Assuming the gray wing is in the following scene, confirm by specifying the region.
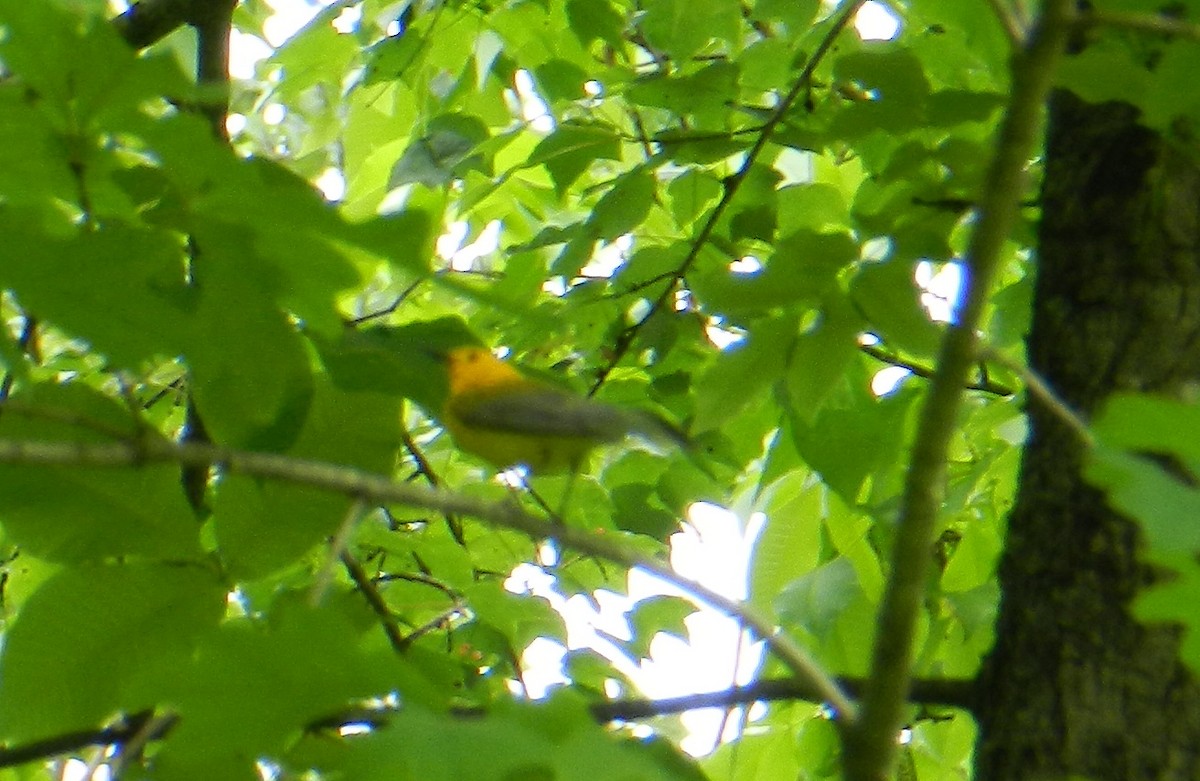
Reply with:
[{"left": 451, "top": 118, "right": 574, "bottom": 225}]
[{"left": 452, "top": 388, "right": 630, "bottom": 442}]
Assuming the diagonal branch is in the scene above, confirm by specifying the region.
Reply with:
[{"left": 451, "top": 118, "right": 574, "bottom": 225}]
[
  {"left": 590, "top": 0, "right": 868, "bottom": 394},
  {"left": 339, "top": 550, "right": 409, "bottom": 654},
  {"left": 841, "top": 1, "right": 1076, "bottom": 778},
  {"left": 0, "top": 432, "right": 855, "bottom": 721}
]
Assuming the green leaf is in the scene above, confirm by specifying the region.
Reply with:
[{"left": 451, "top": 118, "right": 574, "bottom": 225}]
[
  {"left": 987, "top": 276, "right": 1033, "bottom": 348},
  {"left": 640, "top": 0, "right": 740, "bottom": 61},
  {"left": 0, "top": 1, "right": 188, "bottom": 130},
  {"left": 529, "top": 122, "right": 622, "bottom": 198},
  {"left": 625, "top": 595, "right": 695, "bottom": 658},
  {"left": 291, "top": 693, "right": 695, "bottom": 781},
  {"left": 777, "top": 184, "right": 852, "bottom": 235},
  {"left": 1085, "top": 447, "right": 1200, "bottom": 556},
  {"left": 552, "top": 167, "right": 657, "bottom": 276},
  {"left": 465, "top": 581, "right": 567, "bottom": 650},
  {"left": 535, "top": 59, "right": 591, "bottom": 103},
  {"left": 667, "top": 170, "right": 723, "bottom": 229},
  {"left": 0, "top": 87, "right": 78, "bottom": 213},
  {"left": 151, "top": 599, "right": 430, "bottom": 779},
  {"left": 212, "top": 377, "right": 401, "bottom": 579},
  {"left": 785, "top": 294, "right": 864, "bottom": 422},
  {"left": 1055, "top": 39, "right": 1151, "bottom": 111},
  {"left": 850, "top": 259, "right": 945, "bottom": 357},
  {"left": 0, "top": 219, "right": 189, "bottom": 368},
  {"left": 566, "top": 0, "right": 626, "bottom": 49},
  {"left": 0, "top": 383, "right": 201, "bottom": 562},
  {"left": 831, "top": 48, "right": 931, "bottom": 137},
  {"left": 0, "top": 563, "right": 225, "bottom": 742},
  {"left": 750, "top": 474, "right": 824, "bottom": 614},
  {"left": 692, "top": 231, "right": 857, "bottom": 315},
  {"left": 590, "top": 166, "right": 657, "bottom": 240},
  {"left": 269, "top": 3, "right": 359, "bottom": 100},
  {"left": 391, "top": 114, "right": 492, "bottom": 188},
  {"left": 776, "top": 556, "right": 862, "bottom": 637},
  {"left": 617, "top": 243, "right": 690, "bottom": 290},
  {"left": 752, "top": 0, "right": 820, "bottom": 27},
  {"left": 790, "top": 378, "right": 915, "bottom": 503},
  {"left": 605, "top": 450, "right": 678, "bottom": 538},
  {"left": 1135, "top": 556, "right": 1200, "bottom": 674},
  {"left": 185, "top": 238, "right": 315, "bottom": 450},
  {"left": 627, "top": 63, "right": 740, "bottom": 124},
  {"left": 1092, "top": 393, "right": 1200, "bottom": 464},
  {"left": 693, "top": 314, "right": 797, "bottom": 434},
  {"left": 313, "top": 318, "right": 478, "bottom": 413},
  {"left": 944, "top": 582, "right": 999, "bottom": 644}
]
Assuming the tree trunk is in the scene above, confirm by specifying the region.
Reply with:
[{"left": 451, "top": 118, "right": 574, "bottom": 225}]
[{"left": 974, "top": 91, "right": 1200, "bottom": 780}]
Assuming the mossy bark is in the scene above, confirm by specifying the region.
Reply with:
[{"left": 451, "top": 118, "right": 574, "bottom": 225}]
[{"left": 974, "top": 90, "right": 1200, "bottom": 780}]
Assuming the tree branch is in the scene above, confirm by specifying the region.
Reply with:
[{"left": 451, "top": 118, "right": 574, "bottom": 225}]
[
  {"left": 981, "top": 347, "right": 1093, "bottom": 445},
  {"left": 593, "top": 676, "right": 975, "bottom": 722},
  {"left": 0, "top": 674, "right": 975, "bottom": 771},
  {"left": 859, "top": 343, "right": 1014, "bottom": 396},
  {"left": 0, "top": 432, "right": 854, "bottom": 720},
  {"left": 842, "top": 1, "right": 1076, "bottom": 778},
  {"left": 0, "top": 710, "right": 171, "bottom": 770},
  {"left": 339, "top": 550, "right": 410, "bottom": 655},
  {"left": 112, "top": 0, "right": 195, "bottom": 50},
  {"left": 191, "top": 0, "right": 237, "bottom": 139}
]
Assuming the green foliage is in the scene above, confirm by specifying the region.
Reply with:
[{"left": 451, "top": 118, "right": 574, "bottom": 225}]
[
  {"left": 0, "top": 0, "right": 1195, "bottom": 778},
  {"left": 1088, "top": 394, "right": 1200, "bottom": 671}
]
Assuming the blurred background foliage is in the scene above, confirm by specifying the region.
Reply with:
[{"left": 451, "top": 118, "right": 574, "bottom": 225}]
[{"left": 1, "top": 0, "right": 1195, "bottom": 778}]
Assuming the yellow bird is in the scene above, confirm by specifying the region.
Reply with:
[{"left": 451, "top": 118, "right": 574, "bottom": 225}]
[{"left": 439, "top": 346, "right": 685, "bottom": 474}]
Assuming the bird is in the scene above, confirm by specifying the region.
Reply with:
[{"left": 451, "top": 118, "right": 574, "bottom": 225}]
[{"left": 438, "top": 346, "right": 687, "bottom": 475}]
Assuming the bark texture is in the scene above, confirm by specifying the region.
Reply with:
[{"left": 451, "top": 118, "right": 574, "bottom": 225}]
[{"left": 974, "top": 91, "right": 1200, "bottom": 780}]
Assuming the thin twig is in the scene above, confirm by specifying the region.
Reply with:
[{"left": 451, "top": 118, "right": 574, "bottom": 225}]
[
  {"left": 981, "top": 347, "right": 1093, "bottom": 445},
  {"left": 399, "top": 418, "right": 465, "bottom": 545},
  {"left": 590, "top": 0, "right": 868, "bottom": 395},
  {"left": 0, "top": 433, "right": 854, "bottom": 720},
  {"left": 109, "top": 712, "right": 177, "bottom": 779},
  {"left": 842, "top": 1, "right": 1076, "bottom": 778},
  {"left": 340, "top": 550, "right": 409, "bottom": 655},
  {"left": 859, "top": 343, "right": 1014, "bottom": 396},
  {"left": 0, "top": 710, "right": 163, "bottom": 770},
  {"left": 349, "top": 280, "right": 425, "bottom": 325},
  {"left": 376, "top": 570, "right": 463, "bottom": 600},
  {"left": 397, "top": 604, "right": 465, "bottom": 651}
]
